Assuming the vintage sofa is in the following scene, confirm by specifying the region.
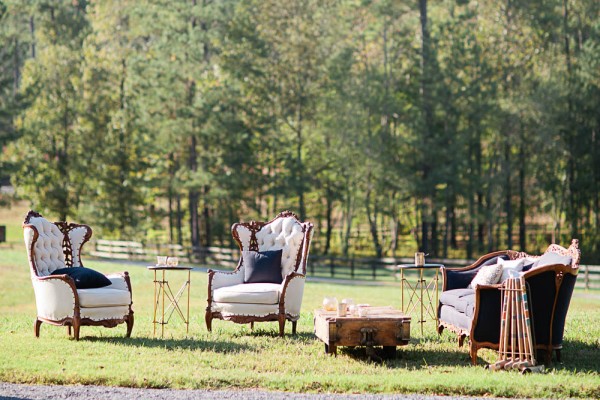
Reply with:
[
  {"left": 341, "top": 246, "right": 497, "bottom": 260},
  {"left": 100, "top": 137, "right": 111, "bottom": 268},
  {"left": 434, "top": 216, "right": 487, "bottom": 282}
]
[
  {"left": 205, "top": 211, "right": 314, "bottom": 336},
  {"left": 23, "top": 210, "right": 134, "bottom": 340},
  {"left": 437, "top": 239, "right": 580, "bottom": 364}
]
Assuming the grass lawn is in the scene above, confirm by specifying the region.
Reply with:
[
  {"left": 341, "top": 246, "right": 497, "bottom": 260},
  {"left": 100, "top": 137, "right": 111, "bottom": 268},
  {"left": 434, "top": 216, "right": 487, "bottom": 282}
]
[{"left": 0, "top": 245, "right": 599, "bottom": 399}]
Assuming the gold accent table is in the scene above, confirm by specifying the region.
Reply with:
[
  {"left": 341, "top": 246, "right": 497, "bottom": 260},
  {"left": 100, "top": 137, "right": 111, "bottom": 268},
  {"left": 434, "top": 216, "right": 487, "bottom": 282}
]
[
  {"left": 394, "top": 263, "right": 443, "bottom": 335},
  {"left": 147, "top": 266, "right": 192, "bottom": 337}
]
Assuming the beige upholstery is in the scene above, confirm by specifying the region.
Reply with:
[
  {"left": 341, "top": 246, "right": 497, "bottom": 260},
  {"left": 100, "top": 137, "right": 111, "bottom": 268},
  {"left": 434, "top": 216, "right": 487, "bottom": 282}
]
[
  {"left": 77, "top": 287, "right": 132, "bottom": 307},
  {"left": 213, "top": 283, "right": 281, "bottom": 304},
  {"left": 23, "top": 210, "right": 134, "bottom": 340},
  {"left": 206, "top": 211, "right": 313, "bottom": 336},
  {"left": 25, "top": 216, "right": 66, "bottom": 276}
]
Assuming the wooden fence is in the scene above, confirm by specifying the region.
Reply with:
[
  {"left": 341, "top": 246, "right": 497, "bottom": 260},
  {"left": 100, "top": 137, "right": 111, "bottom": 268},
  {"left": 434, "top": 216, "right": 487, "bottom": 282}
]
[{"left": 88, "top": 239, "right": 600, "bottom": 289}]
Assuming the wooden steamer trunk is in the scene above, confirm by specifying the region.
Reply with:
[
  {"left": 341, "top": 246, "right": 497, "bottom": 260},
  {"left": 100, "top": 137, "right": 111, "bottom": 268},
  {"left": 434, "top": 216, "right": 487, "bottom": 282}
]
[{"left": 313, "top": 307, "right": 411, "bottom": 358}]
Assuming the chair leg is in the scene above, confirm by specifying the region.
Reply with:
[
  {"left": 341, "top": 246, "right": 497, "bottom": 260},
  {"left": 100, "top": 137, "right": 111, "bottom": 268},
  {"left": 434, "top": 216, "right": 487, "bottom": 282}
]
[
  {"left": 278, "top": 315, "right": 285, "bottom": 337},
  {"left": 205, "top": 310, "right": 213, "bottom": 332},
  {"left": 73, "top": 318, "right": 81, "bottom": 341},
  {"left": 34, "top": 318, "right": 42, "bottom": 338},
  {"left": 470, "top": 344, "right": 478, "bottom": 365},
  {"left": 292, "top": 321, "right": 297, "bottom": 335},
  {"left": 126, "top": 313, "right": 134, "bottom": 338},
  {"left": 555, "top": 348, "right": 562, "bottom": 363},
  {"left": 458, "top": 334, "right": 466, "bottom": 347}
]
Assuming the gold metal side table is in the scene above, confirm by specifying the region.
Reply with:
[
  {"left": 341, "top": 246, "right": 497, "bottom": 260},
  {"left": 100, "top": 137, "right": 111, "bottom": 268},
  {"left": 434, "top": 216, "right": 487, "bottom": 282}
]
[
  {"left": 394, "top": 263, "right": 443, "bottom": 335},
  {"left": 147, "top": 266, "right": 192, "bottom": 337}
]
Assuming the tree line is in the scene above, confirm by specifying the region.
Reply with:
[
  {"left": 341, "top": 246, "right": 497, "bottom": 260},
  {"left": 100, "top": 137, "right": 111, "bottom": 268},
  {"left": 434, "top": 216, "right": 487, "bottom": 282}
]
[{"left": 1, "top": 0, "right": 599, "bottom": 261}]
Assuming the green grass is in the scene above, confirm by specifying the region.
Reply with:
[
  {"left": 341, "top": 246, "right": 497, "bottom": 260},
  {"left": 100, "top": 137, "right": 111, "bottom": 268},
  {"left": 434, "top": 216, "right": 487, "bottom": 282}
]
[{"left": 0, "top": 248, "right": 599, "bottom": 397}]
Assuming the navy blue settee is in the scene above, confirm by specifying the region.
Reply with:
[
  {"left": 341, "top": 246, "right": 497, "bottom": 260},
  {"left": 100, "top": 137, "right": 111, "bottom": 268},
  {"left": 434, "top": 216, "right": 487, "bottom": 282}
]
[{"left": 437, "top": 240, "right": 580, "bottom": 365}]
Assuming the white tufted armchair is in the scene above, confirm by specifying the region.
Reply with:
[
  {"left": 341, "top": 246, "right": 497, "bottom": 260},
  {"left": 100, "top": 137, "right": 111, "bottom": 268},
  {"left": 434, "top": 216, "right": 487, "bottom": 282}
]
[
  {"left": 23, "top": 210, "right": 134, "bottom": 340},
  {"left": 206, "top": 211, "right": 314, "bottom": 336}
]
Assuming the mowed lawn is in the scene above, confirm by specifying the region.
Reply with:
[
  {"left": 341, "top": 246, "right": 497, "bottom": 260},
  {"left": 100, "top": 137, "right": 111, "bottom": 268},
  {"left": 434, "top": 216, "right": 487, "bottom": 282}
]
[{"left": 0, "top": 245, "right": 599, "bottom": 398}]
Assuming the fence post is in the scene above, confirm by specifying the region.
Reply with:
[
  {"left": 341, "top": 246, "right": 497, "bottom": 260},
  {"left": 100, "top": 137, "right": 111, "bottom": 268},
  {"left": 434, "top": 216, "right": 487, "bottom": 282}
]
[
  {"left": 329, "top": 256, "right": 335, "bottom": 277},
  {"left": 372, "top": 260, "right": 376, "bottom": 280},
  {"left": 585, "top": 265, "right": 589, "bottom": 290}
]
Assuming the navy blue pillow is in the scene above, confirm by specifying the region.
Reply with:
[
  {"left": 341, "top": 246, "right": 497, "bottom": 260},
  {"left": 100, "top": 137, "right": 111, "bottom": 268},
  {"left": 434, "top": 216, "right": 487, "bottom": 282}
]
[
  {"left": 243, "top": 250, "right": 283, "bottom": 284},
  {"left": 51, "top": 267, "right": 112, "bottom": 289}
]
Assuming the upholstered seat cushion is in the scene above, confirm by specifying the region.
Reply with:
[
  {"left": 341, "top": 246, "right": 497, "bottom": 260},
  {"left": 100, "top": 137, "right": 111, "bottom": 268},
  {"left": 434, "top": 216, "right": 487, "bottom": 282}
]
[
  {"left": 213, "top": 283, "right": 280, "bottom": 304},
  {"left": 440, "top": 288, "right": 476, "bottom": 318},
  {"left": 77, "top": 288, "right": 131, "bottom": 307}
]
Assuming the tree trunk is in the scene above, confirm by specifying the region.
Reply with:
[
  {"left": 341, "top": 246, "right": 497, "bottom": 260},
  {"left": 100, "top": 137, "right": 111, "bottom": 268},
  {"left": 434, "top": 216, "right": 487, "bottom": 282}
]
[
  {"left": 390, "top": 191, "right": 399, "bottom": 257},
  {"left": 324, "top": 185, "right": 333, "bottom": 255},
  {"left": 420, "top": 201, "right": 429, "bottom": 254},
  {"left": 168, "top": 153, "right": 175, "bottom": 244},
  {"left": 431, "top": 208, "right": 438, "bottom": 257},
  {"left": 505, "top": 141, "right": 513, "bottom": 248},
  {"left": 467, "top": 193, "right": 475, "bottom": 260},
  {"left": 296, "top": 105, "right": 306, "bottom": 221},
  {"left": 342, "top": 179, "right": 354, "bottom": 257},
  {"left": 188, "top": 134, "right": 200, "bottom": 249},
  {"left": 365, "top": 178, "right": 382, "bottom": 258},
  {"left": 30, "top": 16, "right": 36, "bottom": 58},
  {"left": 118, "top": 58, "right": 128, "bottom": 234},
  {"left": 13, "top": 37, "right": 19, "bottom": 96},
  {"left": 419, "top": 0, "right": 433, "bottom": 255},
  {"left": 176, "top": 193, "right": 182, "bottom": 245},
  {"left": 203, "top": 185, "right": 211, "bottom": 247},
  {"left": 518, "top": 132, "right": 526, "bottom": 251},
  {"left": 563, "top": 0, "right": 578, "bottom": 239}
]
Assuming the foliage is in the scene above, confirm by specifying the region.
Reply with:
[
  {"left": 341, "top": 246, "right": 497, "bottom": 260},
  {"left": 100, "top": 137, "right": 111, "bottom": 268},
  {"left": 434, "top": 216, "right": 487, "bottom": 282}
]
[{"left": 0, "top": 0, "right": 599, "bottom": 261}]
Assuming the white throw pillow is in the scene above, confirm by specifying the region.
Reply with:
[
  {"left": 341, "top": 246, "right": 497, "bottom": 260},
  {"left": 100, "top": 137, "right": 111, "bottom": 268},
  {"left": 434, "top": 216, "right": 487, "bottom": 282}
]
[
  {"left": 470, "top": 263, "right": 503, "bottom": 288},
  {"left": 499, "top": 258, "right": 526, "bottom": 282}
]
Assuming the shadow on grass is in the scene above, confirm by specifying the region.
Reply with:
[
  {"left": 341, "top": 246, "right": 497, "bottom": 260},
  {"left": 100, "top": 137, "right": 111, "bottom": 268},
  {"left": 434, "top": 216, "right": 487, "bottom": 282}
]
[
  {"left": 546, "top": 339, "right": 600, "bottom": 373},
  {"left": 338, "top": 345, "right": 474, "bottom": 368},
  {"left": 84, "top": 336, "right": 253, "bottom": 353}
]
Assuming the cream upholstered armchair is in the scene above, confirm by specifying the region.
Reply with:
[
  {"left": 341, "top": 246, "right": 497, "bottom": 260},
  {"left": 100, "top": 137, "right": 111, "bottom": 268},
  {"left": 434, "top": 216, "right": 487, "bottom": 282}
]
[
  {"left": 206, "top": 211, "right": 314, "bottom": 336},
  {"left": 23, "top": 210, "right": 134, "bottom": 340}
]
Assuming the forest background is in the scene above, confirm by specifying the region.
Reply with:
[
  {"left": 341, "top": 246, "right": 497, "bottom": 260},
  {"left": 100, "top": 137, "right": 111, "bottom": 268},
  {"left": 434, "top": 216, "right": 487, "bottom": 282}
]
[{"left": 1, "top": 0, "right": 599, "bottom": 262}]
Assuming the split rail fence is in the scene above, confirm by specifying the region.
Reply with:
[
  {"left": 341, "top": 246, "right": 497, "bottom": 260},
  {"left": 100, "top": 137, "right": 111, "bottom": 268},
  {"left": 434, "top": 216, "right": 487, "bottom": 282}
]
[{"left": 88, "top": 239, "right": 600, "bottom": 289}]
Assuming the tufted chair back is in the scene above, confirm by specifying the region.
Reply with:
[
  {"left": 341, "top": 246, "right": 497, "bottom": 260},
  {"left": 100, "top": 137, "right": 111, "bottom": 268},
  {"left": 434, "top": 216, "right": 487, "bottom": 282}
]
[
  {"left": 232, "top": 211, "right": 313, "bottom": 278},
  {"left": 23, "top": 211, "right": 92, "bottom": 277}
]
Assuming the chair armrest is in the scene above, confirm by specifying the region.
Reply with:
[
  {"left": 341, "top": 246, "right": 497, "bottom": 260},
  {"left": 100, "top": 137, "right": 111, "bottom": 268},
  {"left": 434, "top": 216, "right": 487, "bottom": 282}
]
[
  {"left": 31, "top": 275, "right": 79, "bottom": 321},
  {"left": 471, "top": 284, "right": 503, "bottom": 344},
  {"left": 105, "top": 271, "right": 132, "bottom": 293},
  {"left": 280, "top": 272, "right": 305, "bottom": 317},
  {"left": 208, "top": 268, "right": 244, "bottom": 291}
]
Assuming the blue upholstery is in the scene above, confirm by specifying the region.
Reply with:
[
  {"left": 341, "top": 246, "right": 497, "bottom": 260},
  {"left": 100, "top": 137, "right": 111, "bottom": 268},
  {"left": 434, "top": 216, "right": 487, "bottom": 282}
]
[
  {"left": 439, "top": 289, "right": 475, "bottom": 318},
  {"left": 439, "top": 244, "right": 579, "bottom": 365}
]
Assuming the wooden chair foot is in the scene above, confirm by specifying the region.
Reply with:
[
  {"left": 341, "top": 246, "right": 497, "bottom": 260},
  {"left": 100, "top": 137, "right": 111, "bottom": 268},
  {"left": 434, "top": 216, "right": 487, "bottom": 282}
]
[
  {"left": 73, "top": 321, "right": 80, "bottom": 341},
  {"left": 205, "top": 311, "right": 213, "bottom": 332},
  {"left": 278, "top": 315, "right": 285, "bottom": 337},
  {"left": 34, "top": 319, "right": 42, "bottom": 338},
  {"left": 126, "top": 313, "right": 134, "bottom": 337}
]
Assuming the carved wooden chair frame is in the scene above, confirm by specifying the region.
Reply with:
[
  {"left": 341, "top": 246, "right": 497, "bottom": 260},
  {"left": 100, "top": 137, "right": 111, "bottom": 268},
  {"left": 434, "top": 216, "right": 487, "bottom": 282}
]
[{"left": 23, "top": 210, "right": 134, "bottom": 340}]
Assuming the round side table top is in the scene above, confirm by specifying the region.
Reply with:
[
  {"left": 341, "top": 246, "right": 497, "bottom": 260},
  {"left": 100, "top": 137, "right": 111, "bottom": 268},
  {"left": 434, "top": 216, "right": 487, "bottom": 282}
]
[
  {"left": 394, "top": 263, "right": 444, "bottom": 269},
  {"left": 147, "top": 266, "right": 193, "bottom": 271}
]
